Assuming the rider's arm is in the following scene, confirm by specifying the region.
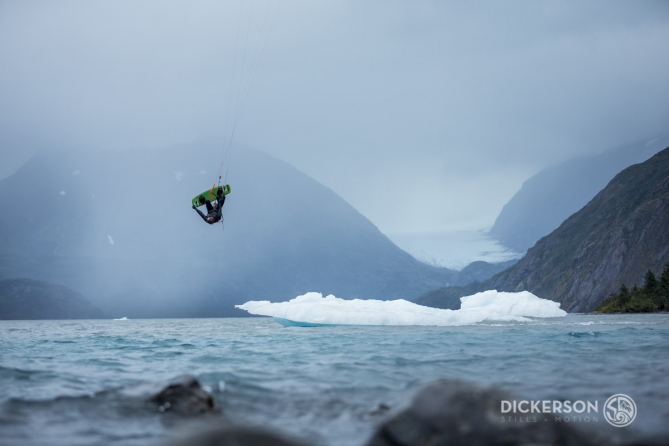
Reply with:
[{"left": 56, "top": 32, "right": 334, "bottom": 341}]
[{"left": 193, "top": 206, "right": 208, "bottom": 222}]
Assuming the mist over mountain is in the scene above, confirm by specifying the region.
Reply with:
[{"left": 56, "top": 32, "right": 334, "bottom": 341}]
[
  {"left": 0, "top": 278, "right": 104, "bottom": 320},
  {"left": 418, "top": 147, "right": 669, "bottom": 312},
  {"left": 0, "top": 143, "right": 462, "bottom": 317},
  {"left": 490, "top": 133, "right": 669, "bottom": 253}
]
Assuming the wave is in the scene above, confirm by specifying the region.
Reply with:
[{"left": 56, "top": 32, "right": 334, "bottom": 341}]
[
  {"left": 235, "top": 290, "right": 567, "bottom": 326},
  {"left": 0, "top": 365, "right": 51, "bottom": 380}
]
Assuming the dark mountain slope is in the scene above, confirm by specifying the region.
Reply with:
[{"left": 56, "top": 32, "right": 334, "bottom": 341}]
[
  {"left": 417, "top": 147, "right": 669, "bottom": 312},
  {"left": 0, "top": 279, "right": 104, "bottom": 320},
  {"left": 450, "top": 259, "right": 518, "bottom": 285},
  {"left": 0, "top": 143, "right": 456, "bottom": 317},
  {"left": 490, "top": 134, "right": 669, "bottom": 252}
]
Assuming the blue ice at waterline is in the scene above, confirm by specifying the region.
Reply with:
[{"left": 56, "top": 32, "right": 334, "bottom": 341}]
[
  {"left": 235, "top": 290, "right": 567, "bottom": 326},
  {"left": 272, "top": 318, "right": 344, "bottom": 327}
]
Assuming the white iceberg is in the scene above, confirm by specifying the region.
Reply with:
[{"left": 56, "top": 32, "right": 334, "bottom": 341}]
[{"left": 235, "top": 291, "right": 566, "bottom": 326}]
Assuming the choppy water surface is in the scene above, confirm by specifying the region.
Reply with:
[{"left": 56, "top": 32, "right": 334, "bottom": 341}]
[{"left": 1, "top": 315, "right": 668, "bottom": 445}]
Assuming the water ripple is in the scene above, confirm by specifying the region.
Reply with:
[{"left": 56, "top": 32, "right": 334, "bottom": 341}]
[{"left": 0, "top": 314, "right": 667, "bottom": 445}]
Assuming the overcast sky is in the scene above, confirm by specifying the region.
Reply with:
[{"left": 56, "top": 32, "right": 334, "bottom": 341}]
[{"left": 1, "top": 1, "right": 668, "bottom": 234}]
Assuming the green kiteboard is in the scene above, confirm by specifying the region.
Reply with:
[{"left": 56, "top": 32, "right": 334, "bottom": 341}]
[{"left": 192, "top": 184, "right": 231, "bottom": 207}]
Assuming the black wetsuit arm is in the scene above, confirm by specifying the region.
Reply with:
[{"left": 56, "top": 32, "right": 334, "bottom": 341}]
[{"left": 194, "top": 206, "right": 209, "bottom": 222}]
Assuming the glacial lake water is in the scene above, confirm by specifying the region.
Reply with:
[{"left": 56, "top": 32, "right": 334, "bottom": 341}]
[{"left": 1, "top": 315, "right": 668, "bottom": 445}]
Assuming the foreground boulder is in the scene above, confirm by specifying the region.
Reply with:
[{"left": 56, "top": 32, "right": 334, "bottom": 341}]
[
  {"left": 167, "top": 426, "right": 306, "bottom": 446},
  {"left": 365, "top": 379, "right": 595, "bottom": 446},
  {"left": 150, "top": 375, "right": 216, "bottom": 416}
]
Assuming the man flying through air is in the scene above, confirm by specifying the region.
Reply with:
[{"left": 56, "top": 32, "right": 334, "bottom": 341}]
[{"left": 193, "top": 189, "right": 225, "bottom": 224}]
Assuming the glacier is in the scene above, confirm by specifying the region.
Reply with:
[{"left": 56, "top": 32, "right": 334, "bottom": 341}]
[{"left": 235, "top": 290, "right": 567, "bottom": 326}]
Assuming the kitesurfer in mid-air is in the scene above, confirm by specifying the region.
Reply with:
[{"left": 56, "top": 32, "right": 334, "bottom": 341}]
[{"left": 193, "top": 191, "right": 225, "bottom": 224}]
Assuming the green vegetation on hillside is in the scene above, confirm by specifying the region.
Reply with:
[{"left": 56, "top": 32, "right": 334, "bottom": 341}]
[{"left": 596, "top": 262, "right": 669, "bottom": 313}]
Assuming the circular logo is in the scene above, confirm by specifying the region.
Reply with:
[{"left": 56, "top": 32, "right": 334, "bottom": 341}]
[{"left": 604, "top": 394, "right": 636, "bottom": 427}]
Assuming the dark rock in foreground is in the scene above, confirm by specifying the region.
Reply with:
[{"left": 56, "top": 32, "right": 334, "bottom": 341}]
[
  {"left": 0, "top": 278, "right": 104, "bottom": 320},
  {"left": 168, "top": 426, "right": 307, "bottom": 446},
  {"left": 151, "top": 375, "right": 216, "bottom": 416},
  {"left": 365, "top": 379, "right": 595, "bottom": 446}
]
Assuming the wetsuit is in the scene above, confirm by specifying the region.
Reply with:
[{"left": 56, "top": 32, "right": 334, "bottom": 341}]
[{"left": 194, "top": 195, "right": 225, "bottom": 224}]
